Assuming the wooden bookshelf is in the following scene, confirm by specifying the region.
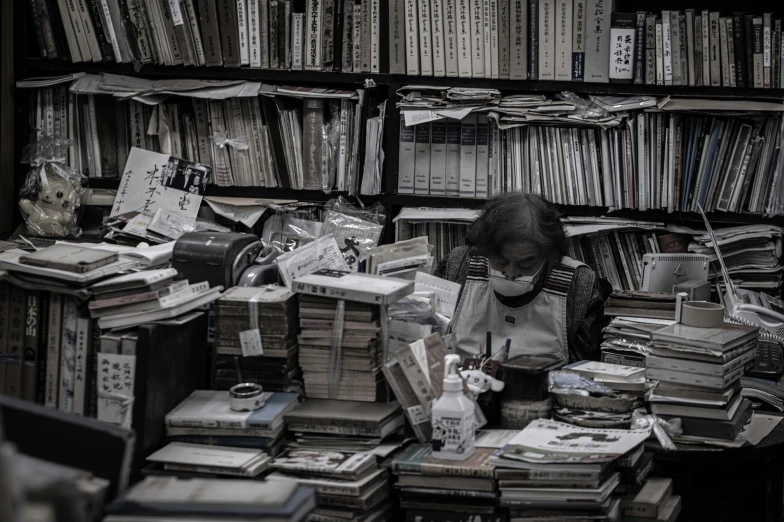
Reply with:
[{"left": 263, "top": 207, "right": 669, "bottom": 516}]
[{"left": 9, "top": 0, "right": 784, "bottom": 244}]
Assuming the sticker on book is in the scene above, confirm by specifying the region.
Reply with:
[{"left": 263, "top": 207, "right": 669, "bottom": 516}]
[
  {"left": 239, "top": 329, "right": 264, "bottom": 357},
  {"left": 96, "top": 353, "right": 136, "bottom": 428},
  {"left": 407, "top": 404, "right": 429, "bottom": 426},
  {"left": 112, "top": 147, "right": 211, "bottom": 219}
]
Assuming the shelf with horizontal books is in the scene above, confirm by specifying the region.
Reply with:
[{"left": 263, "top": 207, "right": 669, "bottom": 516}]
[{"left": 24, "top": 59, "right": 784, "bottom": 99}]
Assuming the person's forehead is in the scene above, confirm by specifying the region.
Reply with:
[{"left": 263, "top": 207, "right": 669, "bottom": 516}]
[{"left": 499, "top": 241, "right": 538, "bottom": 259}]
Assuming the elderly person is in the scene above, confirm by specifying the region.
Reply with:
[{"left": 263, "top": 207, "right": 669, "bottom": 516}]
[{"left": 436, "top": 193, "right": 610, "bottom": 363}]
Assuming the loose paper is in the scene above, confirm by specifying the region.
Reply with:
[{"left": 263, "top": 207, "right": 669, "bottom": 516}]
[
  {"left": 274, "top": 235, "right": 350, "bottom": 288},
  {"left": 239, "top": 329, "right": 264, "bottom": 356},
  {"left": 415, "top": 272, "right": 461, "bottom": 318},
  {"left": 407, "top": 405, "right": 428, "bottom": 425},
  {"left": 112, "top": 147, "right": 211, "bottom": 218},
  {"left": 122, "top": 213, "right": 154, "bottom": 239}
]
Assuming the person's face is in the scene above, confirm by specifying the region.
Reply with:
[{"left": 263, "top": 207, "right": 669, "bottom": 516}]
[{"left": 488, "top": 241, "right": 544, "bottom": 280}]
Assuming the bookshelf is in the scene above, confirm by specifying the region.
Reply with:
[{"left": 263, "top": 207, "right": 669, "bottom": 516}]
[{"left": 9, "top": 1, "right": 784, "bottom": 246}]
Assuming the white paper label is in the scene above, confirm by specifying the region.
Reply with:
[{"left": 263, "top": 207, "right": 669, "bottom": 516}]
[
  {"left": 168, "top": 0, "right": 184, "bottom": 25},
  {"left": 239, "top": 329, "right": 263, "bottom": 356},
  {"left": 407, "top": 404, "right": 428, "bottom": 425}
]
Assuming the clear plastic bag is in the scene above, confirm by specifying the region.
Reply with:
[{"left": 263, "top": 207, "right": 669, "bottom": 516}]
[
  {"left": 324, "top": 196, "right": 387, "bottom": 226},
  {"left": 556, "top": 91, "right": 609, "bottom": 120},
  {"left": 547, "top": 371, "right": 616, "bottom": 397},
  {"left": 388, "top": 297, "right": 445, "bottom": 336},
  {"left": 630, "top": 410, "right": 683, "bottom": 450},
  {"left": 19, "top": 136, "right": 86, "bottom": 238},
  {"left": 262, "top": 209, "right": 323, "bottom": 252},
  {"left": 320, "top": 210, "right": 383, "bottom": 271}
]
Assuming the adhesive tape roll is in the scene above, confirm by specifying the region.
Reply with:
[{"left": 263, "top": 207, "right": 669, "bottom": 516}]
[
  {"left": 229, "top": 383, "right": 266, "bottom": 412},
  {"left": 680, "top": 301, "right": 725, "bottom": 328}
]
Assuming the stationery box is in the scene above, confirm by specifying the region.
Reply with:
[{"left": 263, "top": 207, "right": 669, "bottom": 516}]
[{"left": 172, "top": 232, "right": 262, "bottom": 289}]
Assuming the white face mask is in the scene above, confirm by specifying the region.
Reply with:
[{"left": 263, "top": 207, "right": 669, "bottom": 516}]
[{"left": 488, "top": 263, "right": 544, "bottom": 297}]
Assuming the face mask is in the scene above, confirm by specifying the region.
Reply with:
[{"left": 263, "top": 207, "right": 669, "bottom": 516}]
[{"left": 488, "top": 263, "right": 544, "bottom": 297}]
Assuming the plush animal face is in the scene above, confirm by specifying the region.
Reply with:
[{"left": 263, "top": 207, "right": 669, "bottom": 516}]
[
  {"left": 19, "top": 173, "right": 82, "bottom": 237},
  {"left": 461, "top": 369, "right": 505, "bottom": 399}
]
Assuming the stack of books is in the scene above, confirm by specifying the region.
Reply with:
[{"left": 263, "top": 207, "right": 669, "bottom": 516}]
[
  {"left": 268, "top": 449, "right": 391, "bottom": 521},
  {"left": 621, "top": 477, "right": 682, "bottom": 522},
  {"left": 391, "top": 444, "right": 498, "bottom": 519},
  {"left": 89, "top": 269, "right": 218, "bottom": 330},
  {"left": 292, "top": 271, "right": 413, "bottom": 402},
  {"left": 647, "top": 322, "right": 759, "bottom": 440},
  {"left": 213, "top": 286, "right": 301, "bottom": 392},
  {"left": 162, "top": 390, "right": 300, "bottom": 460},
  {"left": 603, "top": 291, "right": 677, "bottom": 321},
  {"left": 489, "top": 419, "right": 651, "bottom": 520},
  {"left": 145, "top": 441, "right": 272, "bottom": 478},
  {"left": 103, "top": 476, "right": 316, "bottom": 522},
  {"left": 283, "top": 400, "right": 405, "bottom": 452},
  {"left": 602, "top": 317, "right": 674, "bottom": 368}
]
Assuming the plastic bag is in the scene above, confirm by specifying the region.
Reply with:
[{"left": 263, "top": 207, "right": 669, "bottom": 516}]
[
  {"left": 262, "top": 209, "right": 323, "bottom": 252},
  {"left": 320, "top": 210, "right": 383, "bottom": 271},
  {"left": 324, "top": 196, "right": 387, "bottom": 226},
  {"left": 322, "top": 101, "right": 342, "bottom": 194},
  {"left": 388, "top": 297, "right": 444, "bottom": 336},
  {"left": 547, "top": 371, "right": 616, "bottom": 397},
  {"left": 555, "top": 91, "right": 609, "bottom": 120},
  {"left": 630, "top": 410, "right": 683, "bottom": 450},
  {"left": 19, "top": 136, "right": 86, "bottom": 238}
]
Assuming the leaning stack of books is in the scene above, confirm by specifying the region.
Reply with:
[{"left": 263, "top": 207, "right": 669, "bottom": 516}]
[
  {"left": 601, "top": 317, "right": 674, "bottom": 368},
  {"left": 489, "top": 419, "right": 651, "bottom": 520},
  {"left": 160, "top": 389, "right": 300, "bottom": 463},
  {"left": 212, "top": 286, "right": 301, "bottom": 392},
  {"left": 102, "top": 476, "right": 316, "bottom": 522},
  {"left": 268, "top": 449, "right": 391, "bottom": 521},
  {"left": 390, "top": 444, "right": 499, "bottom": 520},
  {"left": 144, "top": 441, "right": 273, "bottom": 478},
  {"left": 291, "top": 271, "right": 413, "bottom": 402},
  {"left": 646, "top": 321, "right": 759, "bottom": 440}
]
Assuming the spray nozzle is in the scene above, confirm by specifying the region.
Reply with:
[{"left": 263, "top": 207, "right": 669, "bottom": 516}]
[{"left": 445, "top": 354, "right": 461, "bottom": 376}]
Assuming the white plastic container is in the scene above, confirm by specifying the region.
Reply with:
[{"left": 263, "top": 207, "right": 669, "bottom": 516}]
[{"left": 431, "top": 354, "right": 476, "bottom": 460}]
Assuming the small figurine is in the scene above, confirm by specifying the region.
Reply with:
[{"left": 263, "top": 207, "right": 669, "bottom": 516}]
[
  {"left": 19, "top": 173, "right": 82, "bottom": 237},
  {"left": 460, "top": 368, "right": 505, "bottom": 400}
]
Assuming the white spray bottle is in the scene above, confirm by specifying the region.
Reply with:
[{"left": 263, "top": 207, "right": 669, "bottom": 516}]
[{"left": 431, "top": 354, "right": 476, "bottom": 460}]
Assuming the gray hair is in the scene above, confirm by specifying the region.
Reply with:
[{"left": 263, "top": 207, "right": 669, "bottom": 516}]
[{"left": 467, "top": 193, "right": 566, "bottom": 261}]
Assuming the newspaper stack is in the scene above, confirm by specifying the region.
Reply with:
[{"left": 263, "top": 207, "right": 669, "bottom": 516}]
[
  {"left": 212, "top": 286, "right": 300, "bottom": 392},
  {"left": 297, "top": 295, "right": 385, "bottom": 402},
  {"left": 689, "top": 225, "right": 784, "bottom": 294},
  {"left": 390, "top": 444, "right": 499, "bottom": 519},
  {"left": 268, "top": 449, "right": 391, "bottom": 521},
  {"left": 489, "top": 419, "right": 651, "bottom": 520},
  {"left": 646, "top": 322, "right": 758, "bottom": 441}
]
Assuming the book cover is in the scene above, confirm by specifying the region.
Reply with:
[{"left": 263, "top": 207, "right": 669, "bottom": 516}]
[{"left": 609, "top": 13, "right": 635, "bottom": 83}]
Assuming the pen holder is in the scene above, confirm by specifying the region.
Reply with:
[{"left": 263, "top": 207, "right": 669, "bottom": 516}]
[
  {"left": 498, "top": 355, "right": 563, "bottom": 429},
  {"left": 229, "top": 382, "right": 266, "bottom": 412}
]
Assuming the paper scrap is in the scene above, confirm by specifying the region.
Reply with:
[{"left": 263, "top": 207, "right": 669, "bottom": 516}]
[
  {"left": 274, "top": 235, "right": 350, "bottom": 288},
  {"left": 239, "top": 329, "right": 264, "bottom": 357},
  {"left": 415, "top": 272, "right": 461, "bottom": 318}
]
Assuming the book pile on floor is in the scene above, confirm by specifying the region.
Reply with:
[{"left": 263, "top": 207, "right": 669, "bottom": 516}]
[
  {"left": 102, "top": 476, "right": 316, "bottom": 522},
  {"left": 292, "top": 271, "right": 414, "bottom": 402},
  {"left": 212, "top": 286, "right": 301, "bottom": 392},
  {"left": 391, "top": 444, "right": 499, "bottom": 519},
  {"left": 602, "top": 317, "right": 674, "bottom": 368},
  {"left": 646, "top": 321, "right": 759, "bottom": 441},
  {"left": 489, "top": 419, "right": 651, "bottom": 521},
  {"left": 155, "top": 389, "right": 300, "bottom": 472},
  {"left": 268, "top": 449, "right": 391, "bottom": 522}
]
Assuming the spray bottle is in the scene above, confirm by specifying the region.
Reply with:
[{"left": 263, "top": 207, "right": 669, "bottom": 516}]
[{"left": 431, "top": 354, "right": 476, "bottom": 460}]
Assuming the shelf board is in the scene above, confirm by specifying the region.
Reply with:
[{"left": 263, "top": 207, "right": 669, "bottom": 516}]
[
  {"left": 385, "top": 194, "right": 781, "bottom": 225},
  {"left": 24, "top": 59, "right": 784, "bottom": 98}
]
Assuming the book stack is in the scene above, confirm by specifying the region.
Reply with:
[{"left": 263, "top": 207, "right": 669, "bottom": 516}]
[
  {"left": 145, "top": 441, "right": 272, "bottom": 478},
  {"left": 621, "top": 477, "right": 682, "bottom": 522},
  {"left": 103, "top": 476, "right": 316, "bottom": 522},
  {"left": 283, "top": 399, "right": 406, "bottom": 452},
  {"left": 601, "top": 317, "right": 673, "bottom": 368},
  {"left": 614, "top": 446, "right": 655, "bottom": 497},
  {"left": 647, "top": 321, "right": 759, "bottom": 440},
  {"left": 603, "top": 291, "right": 677, "bottom": 320},
  {"left": 268, "top": 449, "right": 391, "bottom": 521},
  {"left": 563, "top": 360, "right": 647, "bottom": 397},
  {"left": 89, "top": 269, "right": 218, "bottom": 330},
  {"left": 292, "top": 271, "right": 414, "bottom": 402},
  {"left": 30, "top": 0, "right": 377, "bottom": 74},
  {"left": 489, "top": 419, "right": 651, "bottom": 520},
  {"left": 391, "top": 444, "right": 499, "bottom": 519},
  {"left": 163, "top": 390, "right": 300, "bottom": 459},
  {"left": 212, "top": 286, "right": 301, "bottom": 392}
]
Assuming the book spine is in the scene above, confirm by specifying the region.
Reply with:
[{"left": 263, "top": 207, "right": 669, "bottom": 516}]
[
  {"left": 583, "top": 0, "right": 610, "bottom": 83},
  {"left": 259, "top": 0, "right": 269, "bottom": 68},
  {"left": 304, "top": 0, "right": 323, "bottom": 70},
  {"left": 764, "top": 13, "right": 772, "bottom": 87},
  {"left": 469, "top": 0, "right": 484, "bottom": 77},
  {"left": 708, "top": 11, "right": 720, "bottom": 86},
  {"left": 321, "top": 0, "right": 334, "bottom": 70},
  {"left": 644, "top": 14, "right": 655, "bottom": 84},
  {"left": 269, "top": 0, "right": 279, "bottom": 68},
  {"left": 414, "top": 123, "right": 431, "bottom": 194},
  {"left": 22, "top": 291, "right": 41, "bottom": 403},
  {"left": 685, "top": 10, "right": 695, "bottom": 86},
  {"left": 398, "top": 116, "right": 416, "bottom": 194},
  {"left": 98, "top": 0, "right": 122, "bottom": 61},
  {"left": 184, "top": 0, "right": 206, "bottom": 65},
  {"left": 85, "top": 0, "right": 113, "bottom": 61},
  {"left": 459, "top": 113, "right": 477, "bottom": 197},
  {"left": 632, "top": 12, "right": 644, "bottom": 84},
  {"left": 727, "top": 17, "right": 737, "bottom": 87},
  {"left": 508, "top": 0, "right": 525, "bottom": 80},
  {"left": 170, "top": 0, "right": 194, "bottom": 65},
  {"left": 554, "top": 0, "right": 571, "bottom": 81},
  {"left": 655, "top": 18, "right": 663, "bottom": 85},
  {"left": 484, "top": 0, "right": 494, "bottom": 78},
  {"left": 216, "top": 0, "right": 241, "bottom": 66},
  {"left": 720, "top": 16, "right": 730, "bottom": 87},
  {"left": 609, "top": 13, "right": 635, "bottom": 83},
  {"left": 678, "top": 13, "right": 687, "bottom": 86},
  {"left": 30, "top": 0, "right": 49, "bottom": 58},
  {"left": 405, "top": 0, "right": 420, "bottom": 74},
  {"left": 527, "top": 0, "right": 537, "bottom": 79},
  {"left": 431, "top": 0, "right": 446, "bottom": 76},
  {"left": 418, "top": 0, "right": 433, "bottom": 75},
  {"left": 457, "top": 0, "right": 471, "bottom": 76},
  {"left": 359, "top": 0, "right": 370, "bottom": 72},
  {"left": 753, "top": 17, "right": 764, "bottom": 87},
  {"left": 247, "top": 0, "right": 260, "bottom": 67},
  {"left": 72, "top": 314, "right": 91, "bottom": 415},
  {"left": 341, "top": 0, "right": 353, "bottom": 71},
  {"left": 445, "top": 121, "right": 461, "bottom": 196},
  {"left": 694, "top": 14, "right": 702, "bottom": 86},
  {"left": 4, "top": 288, "right": 25, "bottom": 398},
  {"left": 389, "top": 0, "right": 405, "bottom": 73},
  {"left": 290, "top": 11, "right": 303, "bottom": 70},
  {"left": 497, "top": 0, "right": 508, "bottom": 79},
  {"left": 352, "top": 3, "right": 362, "bottom": 71},
  {"left": 773, "top": 19, "right": 781, "bottom": 89},
  {"left": 75, "top": 0, "right": 101, "bottom": 61},
  {"left": 537, "top": 0, "right": 553, "bottom": 80},
  {"left": 55, "top": 0, "right": 84, "bottom": 61},
  {"left": 429, "top": 120, "right": 447, "bottom": 196},
  {"left": 731, "top": 13, "right": 745, "bottom": 88},
  {"left": 58, "top": 296, "right": 78, "bottom": 413},
  {"left": 475, "top": 113, "right": 489, "bottom": 198},
  {"left": 159, "top": 0, "right": 185, "bottom": 65},
  {"left": 368, "top": 0, "right": 379, "bottom": 73},
  {"left": 662, "top": 11, "right": 672, "bottom": 85}
]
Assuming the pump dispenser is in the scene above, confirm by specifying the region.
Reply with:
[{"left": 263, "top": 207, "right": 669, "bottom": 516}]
[{"left": 431, "top": 354, "right": 476, "bottom": 460}]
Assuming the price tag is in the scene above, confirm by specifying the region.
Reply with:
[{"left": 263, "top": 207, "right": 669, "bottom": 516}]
[
  {"left": 239, "top": 329, "right": 263, "bottom": 357},
  {"left": 407, "top": 405, "right": 428, "bottom": 426}
]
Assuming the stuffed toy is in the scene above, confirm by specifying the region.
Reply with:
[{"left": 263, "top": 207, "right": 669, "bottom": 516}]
[
  {"left": 19, "top": 173, "right": 82, "bottom": 237},
  {"left": 461, "top": 368, "right": 505, "bottom": 400}
]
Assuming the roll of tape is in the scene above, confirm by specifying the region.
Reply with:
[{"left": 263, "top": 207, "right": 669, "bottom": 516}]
[{"left": 229, "top": 383, "right": 266, "bottom": 412}]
